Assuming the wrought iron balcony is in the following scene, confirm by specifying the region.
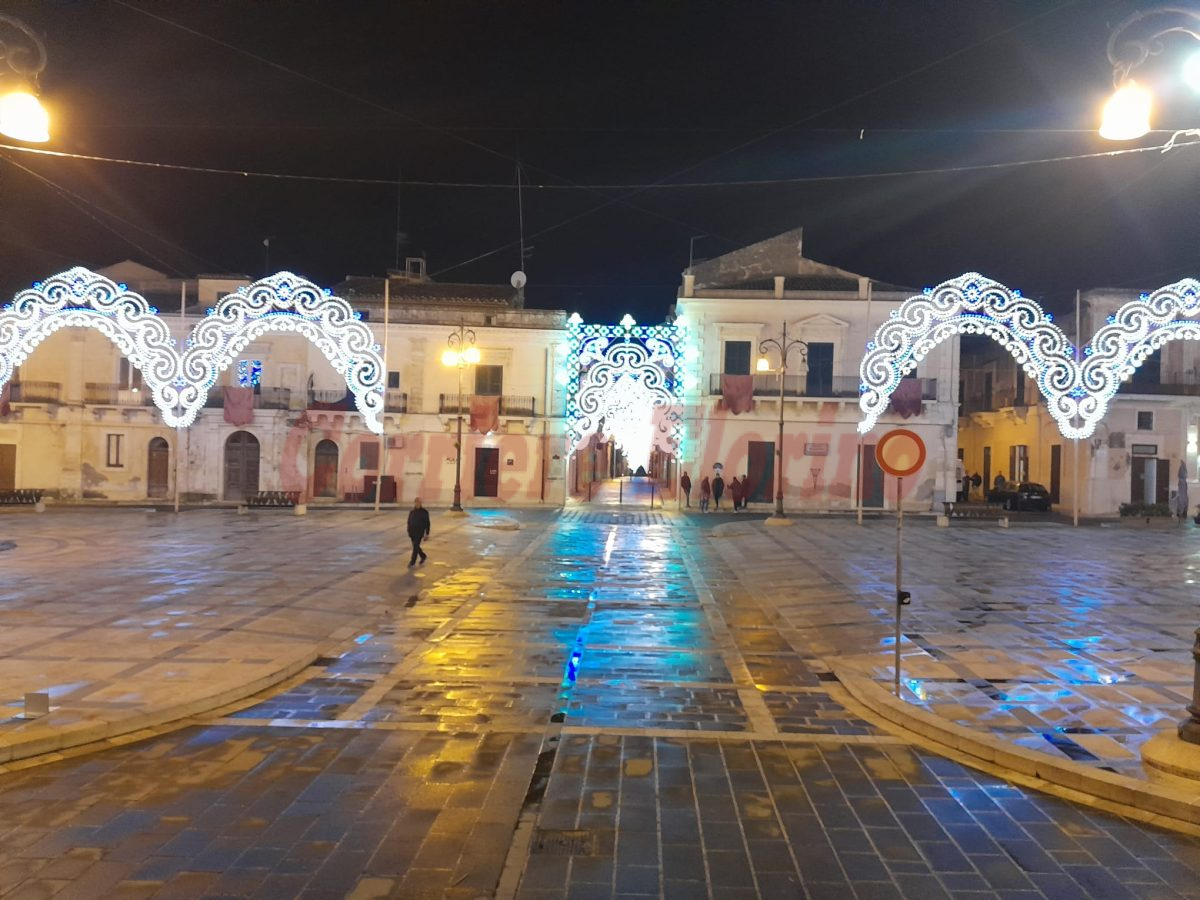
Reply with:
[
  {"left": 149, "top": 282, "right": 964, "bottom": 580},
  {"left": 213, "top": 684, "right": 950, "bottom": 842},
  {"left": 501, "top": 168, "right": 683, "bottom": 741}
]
[
  {"left": 709, "top": 373, "right": 936, "bottom": 400},
  {"left": 385, "top": 389, "right": 408, "bottom": 413},
  {"left": 83, "top": 383, "right": 154, "bottom": 406},
  {"left": 439, "top": 394, "right": 537, "bottom": 416},
  {"left": 9, "top": 381, "right": 61, "bottom": 403}
]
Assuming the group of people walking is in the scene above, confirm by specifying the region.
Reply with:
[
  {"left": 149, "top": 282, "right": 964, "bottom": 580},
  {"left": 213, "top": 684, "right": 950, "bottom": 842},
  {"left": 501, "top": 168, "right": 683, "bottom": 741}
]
[{"left": 679, "top": 470, "right": 750, "bottom": 512}]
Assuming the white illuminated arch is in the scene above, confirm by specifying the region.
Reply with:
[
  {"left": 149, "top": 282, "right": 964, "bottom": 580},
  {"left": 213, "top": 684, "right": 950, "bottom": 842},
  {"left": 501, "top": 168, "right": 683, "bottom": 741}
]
[
  {"left": 0, "top": 268, "right": 385, "bottom": 433},
  {"left": 181, "top": 272, "right": 385, "bottom": 432},
  {"left": 858, "top": 273, "right": 1079, "bottom": 436},
  {"left": 0, "top": 267, "right": 181, "bottom": 412},
  {"left": 1076, "top": 277, "right": 1200, "bottom": 433},
  {"left": 565, "top": 314, "right": 689, "bottom": 460},
  {"left": 858, "top": 273, "right": 1200, "bottom": 440}
]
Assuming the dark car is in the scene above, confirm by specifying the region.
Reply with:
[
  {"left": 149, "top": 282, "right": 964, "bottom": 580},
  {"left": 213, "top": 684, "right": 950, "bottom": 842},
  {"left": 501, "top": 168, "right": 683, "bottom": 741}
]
[{"left": 998, "top": 481, "right": 1051, "bottom": 511}]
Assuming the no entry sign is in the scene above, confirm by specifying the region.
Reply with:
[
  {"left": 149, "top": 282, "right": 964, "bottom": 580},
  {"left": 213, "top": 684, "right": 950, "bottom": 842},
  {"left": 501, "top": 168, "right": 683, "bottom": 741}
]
[{"left": 875, "top": 429, "right": 926, "bottom": 478}]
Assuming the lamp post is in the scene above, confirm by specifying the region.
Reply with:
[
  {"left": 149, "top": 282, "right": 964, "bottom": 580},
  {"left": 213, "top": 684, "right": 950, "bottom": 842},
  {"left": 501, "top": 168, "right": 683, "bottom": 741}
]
[
  {"left": 442, "top": 321, "right": 479, "bottom": 512},
  {"left": 0, "top": 15, "right": 50, "bottom": 142},
  {"left": 1099, "top": 5, "right": 1200, "bottom": 140},
  {"left": 757, "top": 322, "right": 808, "bottom": 520}
]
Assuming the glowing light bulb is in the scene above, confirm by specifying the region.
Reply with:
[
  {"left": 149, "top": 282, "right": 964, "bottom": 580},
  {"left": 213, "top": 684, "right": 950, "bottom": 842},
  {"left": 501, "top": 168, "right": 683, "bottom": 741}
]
[
  {"left": 0, "top": 90, "right": 49, "bottom": 142},
  {"left": 1099, "top": 81, "right": 1152, "bottom": 140},
  {"left": 463, "top": 346, "right": 481, "bottom": 364},
  {"left": 441, "top": 349, "right": 459, "bottom": 367},
  {"left": 756, "top": 357, "right": 771, "bottom": 372}
]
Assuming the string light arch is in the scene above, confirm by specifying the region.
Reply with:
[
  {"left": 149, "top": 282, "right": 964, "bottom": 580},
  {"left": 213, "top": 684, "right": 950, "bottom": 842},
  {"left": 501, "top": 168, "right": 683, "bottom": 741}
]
[
  {"left": 181, "top": 272, "right": 385, "bottom": 432},
  {"left": 858, "top": 272, "right": 1200, "bottom": 440},
  {"left": 0, "top": 267, "right": 181, "bottom": 413},
  {"left": 562, "top": 313, "right": 693, "bottom": 467},
  {"left": 0, "top": 267, "right": 386, "bottom": 434}
]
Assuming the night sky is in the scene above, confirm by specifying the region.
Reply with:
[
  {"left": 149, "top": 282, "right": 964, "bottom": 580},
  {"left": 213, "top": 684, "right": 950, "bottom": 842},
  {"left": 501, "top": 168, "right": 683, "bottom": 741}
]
[{"left": 1, "top": 0, "right": 1197, "bottom": 322}]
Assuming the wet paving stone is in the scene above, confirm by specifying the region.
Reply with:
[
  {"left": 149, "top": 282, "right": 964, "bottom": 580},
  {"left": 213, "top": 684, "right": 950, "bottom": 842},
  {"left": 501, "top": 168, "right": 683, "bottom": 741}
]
[
  {"left": 566, "top": 684, "right": 749, "bottom": 731},
  {"left": 227, "top": 676, "right": 373, "bottom": 721},
  {"left": 762, "top": 690, "right": 884, "bottom": 735},
  {"left": 520, "top": 736, "right": 1200, "bottom": 899},
  {"left": 366, "top": 680, "right": 562, "bottom": 729}
]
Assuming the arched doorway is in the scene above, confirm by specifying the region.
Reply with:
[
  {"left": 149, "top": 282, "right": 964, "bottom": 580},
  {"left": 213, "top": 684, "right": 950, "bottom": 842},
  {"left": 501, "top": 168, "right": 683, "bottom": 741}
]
[
  {"left": 223, "top": 431, "right": 260, "bottom": 501},
  {"left": 147, "top": 437, "right": 170, "bottom": 498},
  {"left": 313, "top": 439, "right": 339, "bottom": 499}
]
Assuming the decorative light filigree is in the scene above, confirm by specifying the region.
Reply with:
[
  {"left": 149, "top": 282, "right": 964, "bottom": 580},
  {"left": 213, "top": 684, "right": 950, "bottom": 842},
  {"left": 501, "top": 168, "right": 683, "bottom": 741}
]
[
  {"left": 181, "top": 272, "right": 384, "bottom": 432},
  {"left": 0, "top": 268, "right": 386, "bottom": 434},
  {"left": 565, "top": 314, "right": 689, "bottom": 461},
  {"left": 857, "top": 272, "right": 1200, "bottom": 440},
  {"left": 0, "top": 267, "right": 181, "bottom": 413}
]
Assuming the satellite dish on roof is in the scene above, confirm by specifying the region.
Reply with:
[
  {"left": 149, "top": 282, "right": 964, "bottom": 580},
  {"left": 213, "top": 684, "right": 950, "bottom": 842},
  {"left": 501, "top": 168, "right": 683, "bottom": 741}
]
[{"left": 511, "top": 270, "right": 527, "bottom": 289}]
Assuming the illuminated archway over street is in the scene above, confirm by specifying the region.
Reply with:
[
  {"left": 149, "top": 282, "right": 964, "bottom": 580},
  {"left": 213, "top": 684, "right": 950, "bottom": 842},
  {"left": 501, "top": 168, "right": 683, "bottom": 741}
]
[{"left": 562, "top": 312, "right": 693, "bottom": 471}]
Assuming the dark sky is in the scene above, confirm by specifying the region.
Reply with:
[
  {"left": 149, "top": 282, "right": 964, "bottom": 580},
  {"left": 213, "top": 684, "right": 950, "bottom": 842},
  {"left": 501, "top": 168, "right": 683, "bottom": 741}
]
[{"left": 1, "top": 0, "right": 1197, "bottom": 321}]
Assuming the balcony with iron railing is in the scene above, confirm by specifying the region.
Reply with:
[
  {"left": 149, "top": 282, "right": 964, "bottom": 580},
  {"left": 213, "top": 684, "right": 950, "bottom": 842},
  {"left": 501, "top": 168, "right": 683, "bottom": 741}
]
[
  {"left": 439, "top": 394, "right": 537, "bottom": 416},
  {"left": 385, "top": 389, "right": 408, "bottom": 413},
  {"left": 709, "top": 373, "right": 937, "bottom": 401},
  {"left": 9, "top": 381, "right": 61, "bottom": 403},
  {"left": 83, "top": 383, "right": 155, "bottom": 406}
]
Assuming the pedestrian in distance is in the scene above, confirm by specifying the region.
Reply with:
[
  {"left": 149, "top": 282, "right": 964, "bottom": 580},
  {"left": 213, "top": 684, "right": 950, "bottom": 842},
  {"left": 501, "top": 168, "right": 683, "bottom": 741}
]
[
  {"left": 712, "top": 471, "right": 725, "bottom": 510},
  {"left": 680, "top": 471, "right": 692, "bottom": 508},
  {"left": 729, "top": 476, "right": 743, "bottom": 512},
  {"left": 407, "top": 497, "right": 431, "bottom": 567},
  {"left": 700, "top": 475, "right": 711, "bottom": 512}
]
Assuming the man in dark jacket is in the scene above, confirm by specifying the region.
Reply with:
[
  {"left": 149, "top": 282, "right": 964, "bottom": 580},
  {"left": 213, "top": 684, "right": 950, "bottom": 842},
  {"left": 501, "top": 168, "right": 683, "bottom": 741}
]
[{"left": 407, "top": 498, "right": 431, "bottom": 567}]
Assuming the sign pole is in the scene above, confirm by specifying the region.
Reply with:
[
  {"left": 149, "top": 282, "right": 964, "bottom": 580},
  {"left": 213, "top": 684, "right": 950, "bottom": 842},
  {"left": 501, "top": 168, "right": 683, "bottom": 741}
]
[{"left": 895, "top": 475, "right": 903, "bottom": 697}]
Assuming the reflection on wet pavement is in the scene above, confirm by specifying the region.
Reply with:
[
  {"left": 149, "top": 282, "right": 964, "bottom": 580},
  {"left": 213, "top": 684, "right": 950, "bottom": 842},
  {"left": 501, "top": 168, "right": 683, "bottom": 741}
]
[{"left": 4, "top": 508, "right": 1200, "bottom": 897}]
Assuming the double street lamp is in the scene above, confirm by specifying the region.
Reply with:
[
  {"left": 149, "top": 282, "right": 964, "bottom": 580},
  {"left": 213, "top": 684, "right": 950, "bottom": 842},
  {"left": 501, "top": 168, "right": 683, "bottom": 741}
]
[
  {"left": 441, "top": 321, "right": 480, "bottom": 512},
  {"left": 757, "top": 322, "right": 807, "bottom": 520},
  {"left": 0, "top": 15, "right": 50, "bottom": 143},
  {"left": 1100, "top": 5, "right": 1200, "bottom": 140}
]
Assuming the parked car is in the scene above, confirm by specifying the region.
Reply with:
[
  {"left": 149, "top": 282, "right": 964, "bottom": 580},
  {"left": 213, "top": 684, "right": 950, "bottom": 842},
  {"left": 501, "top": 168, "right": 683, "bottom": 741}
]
[{"left": 997, "top": 481, "right": 1051, "bottom": 511}]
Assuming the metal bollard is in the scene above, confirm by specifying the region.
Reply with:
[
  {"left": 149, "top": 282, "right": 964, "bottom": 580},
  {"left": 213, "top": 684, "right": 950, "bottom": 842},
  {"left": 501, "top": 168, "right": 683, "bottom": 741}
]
[{"left": 1179, "top": 627, "right": 1200, "bottom": 744}]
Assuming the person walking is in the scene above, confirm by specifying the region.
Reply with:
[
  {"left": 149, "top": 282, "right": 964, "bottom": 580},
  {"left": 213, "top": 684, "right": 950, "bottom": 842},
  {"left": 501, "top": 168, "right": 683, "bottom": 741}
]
[
  {"left": 699, "top": 476, "right": 711, "bottom": 512},
  {"left": 712, "top": 472, "right": 725, "bottom": 510},
  {"left": 680, "top": 471, "right": 692, "bottom": 508},
  {"left": 729, "top": 476, "right": 743, "bottom": 512},
  {"left": 407, "top": 497, "right": 431, "bottom": 567}
]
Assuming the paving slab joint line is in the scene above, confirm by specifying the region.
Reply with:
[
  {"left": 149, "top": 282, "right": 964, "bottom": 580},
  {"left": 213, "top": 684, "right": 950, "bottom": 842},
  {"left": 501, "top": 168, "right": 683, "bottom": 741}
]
[
  {"left": 673, "top": 522, "right": 778, "bottom": 736},
  {"left": 832, "top": 665, "right": 1200, "bottom": 835}
]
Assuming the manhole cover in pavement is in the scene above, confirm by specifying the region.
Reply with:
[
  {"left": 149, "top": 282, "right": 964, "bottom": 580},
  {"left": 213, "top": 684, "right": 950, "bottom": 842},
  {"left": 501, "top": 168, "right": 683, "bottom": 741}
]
[{"left": 530, "top": 829, "right": 597, "bottom": 856}]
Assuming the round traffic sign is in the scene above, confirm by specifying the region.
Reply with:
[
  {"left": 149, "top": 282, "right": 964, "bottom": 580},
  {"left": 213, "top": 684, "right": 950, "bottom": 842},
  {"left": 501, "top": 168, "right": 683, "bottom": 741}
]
[{"left": 875, "top": 429, "right": 926, "bottom": 478}]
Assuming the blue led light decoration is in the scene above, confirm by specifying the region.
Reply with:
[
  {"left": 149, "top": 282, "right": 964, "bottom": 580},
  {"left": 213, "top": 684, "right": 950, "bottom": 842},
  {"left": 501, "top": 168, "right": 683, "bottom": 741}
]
[
  {"left": 564, "top": 312, "right": 691, "bottom": 467},
  {"left": 857, "top": 272, "right": 1200, "bottom": 440}
]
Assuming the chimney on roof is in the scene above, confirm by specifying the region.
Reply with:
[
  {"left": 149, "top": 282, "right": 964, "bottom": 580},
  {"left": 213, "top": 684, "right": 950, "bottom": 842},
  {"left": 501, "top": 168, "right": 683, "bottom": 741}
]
[
  {"left": 683, "top": 273, "right": 695, "bottom": 297},
  {"left": 774, "top": 276, "right": 785, "bottom": 299}
]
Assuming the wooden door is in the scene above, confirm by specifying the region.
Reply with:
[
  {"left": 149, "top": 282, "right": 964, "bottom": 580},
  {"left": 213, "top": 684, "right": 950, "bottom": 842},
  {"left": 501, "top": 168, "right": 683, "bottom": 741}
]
[
  {"left": 147, "top": 438, "right": 170, "bottom": 498},
  {"left": 474, "top": 447, "right": 499, "bottom": 498},
  {"left": 1156, "top": 458, "right": 1170, "bottom": 505},
  {"left": 0, "top": 444, "right": 14, "bottom": 491},
  {"left": 223, "top": 431, "right": 260, "bottom": 500},
  {"left": 982, "top": 447, "right": 992, "bottom": 496},
  {"left": 746, "top": 441, "right": 774, "bottom": 503},
  {"left": 860, "top": 444, "right": 884, "bottom": 508},
  {"left": 313, "top": 439, "right": 338, "bottom": 498}
]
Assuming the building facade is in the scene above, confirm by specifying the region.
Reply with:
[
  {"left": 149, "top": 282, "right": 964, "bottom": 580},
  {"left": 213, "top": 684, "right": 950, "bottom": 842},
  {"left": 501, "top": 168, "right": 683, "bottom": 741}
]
[
  {"left": 0, "top": 260, "right": 571, "bottom": 507},
  {"left": 673, "top": 230, "right": 961, "bottom": 512}
]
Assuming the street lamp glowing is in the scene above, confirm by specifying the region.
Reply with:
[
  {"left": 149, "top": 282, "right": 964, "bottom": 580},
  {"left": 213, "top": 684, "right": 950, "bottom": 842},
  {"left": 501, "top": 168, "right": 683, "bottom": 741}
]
[
  {"left": 0, "top": 89, "right": 48, "bottom": 142},
  {"left": 441, "top": 348, "right": 459, "bottom": 367},
  {"left": 463, "top": 346, "right": 481, "bottom": 364},
  {"left": 756, "top": 356, "right": 771, "bottom": 373},
  {"left": 1099, "top": 81, "right": 1152, "bottom": 140}
]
